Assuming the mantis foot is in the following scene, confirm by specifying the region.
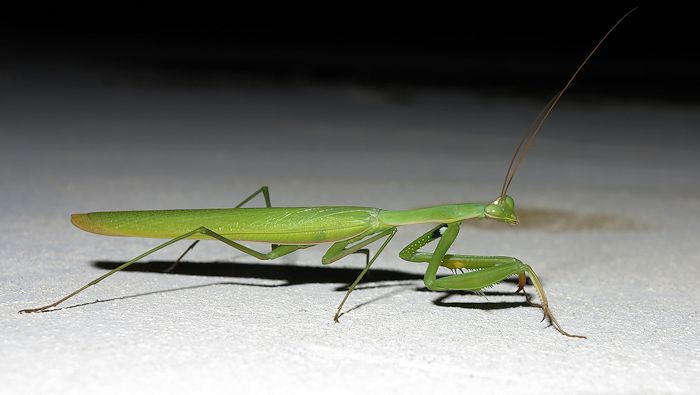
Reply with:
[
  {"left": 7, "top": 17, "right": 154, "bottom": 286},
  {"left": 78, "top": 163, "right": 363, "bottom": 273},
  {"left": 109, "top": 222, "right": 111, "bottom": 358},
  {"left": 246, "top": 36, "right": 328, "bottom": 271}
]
[{"left": 541, "top": 304, "right": 587, "bottom": 339}]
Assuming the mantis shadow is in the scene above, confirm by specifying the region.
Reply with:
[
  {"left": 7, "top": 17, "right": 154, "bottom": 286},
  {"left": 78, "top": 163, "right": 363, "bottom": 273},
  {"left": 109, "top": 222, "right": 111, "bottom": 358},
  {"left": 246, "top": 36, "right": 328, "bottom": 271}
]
[
  {"left": 93, "top": 260, "right": 528, "bottom": 291},
  {"left": 79, "top": 260, "right": 421, "bottom": 314},
  {"left": 84, "top": 260, "right": 537, "bottom": 314},
  {"left": 93, "top": 260, "right": 423, "bottom": 290},
  {"left": 82, "top": 261, "right": 538, "bottom": 314},
  {"left": 428, "top": 290, "right": 539, "bottom": 311}
]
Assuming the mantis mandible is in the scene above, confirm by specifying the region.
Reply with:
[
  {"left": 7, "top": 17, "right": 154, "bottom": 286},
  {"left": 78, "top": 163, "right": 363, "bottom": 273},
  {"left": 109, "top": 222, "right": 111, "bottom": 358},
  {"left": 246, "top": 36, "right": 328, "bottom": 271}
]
[{"left": 20, "top": 9, "right": 637, "bottom": 338}]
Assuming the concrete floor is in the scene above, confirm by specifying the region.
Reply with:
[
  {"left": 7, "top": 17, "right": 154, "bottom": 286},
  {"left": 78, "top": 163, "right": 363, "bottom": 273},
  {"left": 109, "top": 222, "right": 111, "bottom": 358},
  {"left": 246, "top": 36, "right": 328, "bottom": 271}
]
[{"left": 1, "top": 81, "right": 698, "bottom": 394}]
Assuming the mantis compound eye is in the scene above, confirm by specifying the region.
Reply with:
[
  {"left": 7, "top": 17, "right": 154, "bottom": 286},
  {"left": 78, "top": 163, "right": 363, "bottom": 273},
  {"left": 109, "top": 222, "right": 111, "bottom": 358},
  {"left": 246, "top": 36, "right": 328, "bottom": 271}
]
[
  {"left": 501, "top": 195, "right": 515, "bottom": 211},
  {"left": 485, "top": 204, "right": 505, "bottom": 219}
]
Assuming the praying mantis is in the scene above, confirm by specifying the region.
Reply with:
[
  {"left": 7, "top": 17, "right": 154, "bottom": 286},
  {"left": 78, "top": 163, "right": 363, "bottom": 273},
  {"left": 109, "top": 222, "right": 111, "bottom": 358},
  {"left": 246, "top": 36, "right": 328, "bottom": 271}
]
[{"left": 20, "top": 9, "right": 637, "bottom": 339}]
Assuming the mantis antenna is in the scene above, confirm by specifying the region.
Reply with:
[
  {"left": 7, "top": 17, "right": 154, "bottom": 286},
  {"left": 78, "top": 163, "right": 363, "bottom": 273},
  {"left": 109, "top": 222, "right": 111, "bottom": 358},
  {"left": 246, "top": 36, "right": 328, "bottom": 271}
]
[{"left": 500, "top": 7, "right": 638, "bottom": 196}]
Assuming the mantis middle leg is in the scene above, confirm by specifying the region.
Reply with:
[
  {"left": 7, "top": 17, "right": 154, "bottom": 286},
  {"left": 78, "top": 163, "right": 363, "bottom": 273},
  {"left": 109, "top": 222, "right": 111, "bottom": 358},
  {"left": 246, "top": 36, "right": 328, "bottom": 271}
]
[
  {"left": 399, "top": 223, "right": 585, "bottom": 338},
  {"left": 170, "top": 186, "right": 275, "bottom": 271},
  {"left": 322, "top": 227, "right": 397, "bottom": 321}
]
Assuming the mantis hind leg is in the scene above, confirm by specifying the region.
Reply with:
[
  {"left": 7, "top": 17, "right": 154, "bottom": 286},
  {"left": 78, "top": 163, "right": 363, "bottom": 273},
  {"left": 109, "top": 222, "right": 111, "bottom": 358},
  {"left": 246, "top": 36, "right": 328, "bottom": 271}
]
[
  {"left": 400, "top": 223, "right": 585, "bottom": 339},
  {"left": 322, "top": 227, "right": 397, "bottom": 321},
  {"left": 20, "top": 227, "right": 311, "bottom": 314},
  {"left": 169, "top": 186, "right": 275, "bottom": 271}
]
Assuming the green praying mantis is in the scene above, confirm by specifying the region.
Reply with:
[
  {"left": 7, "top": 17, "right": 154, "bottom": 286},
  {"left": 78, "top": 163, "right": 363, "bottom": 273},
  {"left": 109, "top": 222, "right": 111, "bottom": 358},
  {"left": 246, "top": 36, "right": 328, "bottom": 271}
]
[{"left": 20, "top": 9, "right": 637, "bottom": 339}]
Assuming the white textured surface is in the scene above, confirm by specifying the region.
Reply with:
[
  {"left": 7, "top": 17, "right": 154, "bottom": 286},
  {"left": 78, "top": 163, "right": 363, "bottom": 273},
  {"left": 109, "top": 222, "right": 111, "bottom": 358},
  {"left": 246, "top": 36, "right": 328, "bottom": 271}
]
[{"left": 1, "top": 83, "right": 699, "bottom": 394}]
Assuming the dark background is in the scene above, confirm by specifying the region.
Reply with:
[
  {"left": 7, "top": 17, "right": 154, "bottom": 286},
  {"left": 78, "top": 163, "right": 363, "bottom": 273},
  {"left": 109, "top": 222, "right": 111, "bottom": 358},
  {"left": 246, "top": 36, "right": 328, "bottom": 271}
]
[{"left": 0, "top": 5, "right": 697, "bottom": 103}]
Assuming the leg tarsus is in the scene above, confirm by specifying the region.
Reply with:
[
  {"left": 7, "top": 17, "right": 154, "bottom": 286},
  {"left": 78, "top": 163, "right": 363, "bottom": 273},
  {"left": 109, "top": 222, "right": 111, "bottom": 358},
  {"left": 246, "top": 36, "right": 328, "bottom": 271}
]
[
  {"left": 523, "top": 264, "right": 586, "bottom": 339},
  {"left": 543, "top": 306, "right": 586, "bottom": 339},
  {"left": 19, "top": 303, "right": 59, "bottom": 314}
]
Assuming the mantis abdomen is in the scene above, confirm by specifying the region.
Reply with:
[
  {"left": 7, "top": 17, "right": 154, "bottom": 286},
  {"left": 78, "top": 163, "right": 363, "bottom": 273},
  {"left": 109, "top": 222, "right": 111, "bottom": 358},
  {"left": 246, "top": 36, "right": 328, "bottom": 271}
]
[{"left": 71, "top": 206, "right": 383, "bottom": 244}]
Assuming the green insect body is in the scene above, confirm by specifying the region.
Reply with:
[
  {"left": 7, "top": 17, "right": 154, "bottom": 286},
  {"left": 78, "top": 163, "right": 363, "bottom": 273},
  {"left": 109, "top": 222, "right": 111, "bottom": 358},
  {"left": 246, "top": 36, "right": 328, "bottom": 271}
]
[
  {"left": 25, "top": 191, "right": 579, "bottom": 337},
  {"left": 71, "top": 207, "right": 385, "bottom": 244},
  {"left": 19, "top": 9, "right": 638, "bottom": 339}
]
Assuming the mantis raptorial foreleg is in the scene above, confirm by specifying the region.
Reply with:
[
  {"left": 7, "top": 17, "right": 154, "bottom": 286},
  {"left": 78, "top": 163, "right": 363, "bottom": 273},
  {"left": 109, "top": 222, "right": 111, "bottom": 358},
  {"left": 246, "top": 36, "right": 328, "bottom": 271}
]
[
  {"left": 20, "top": 227, "right": 310, "bottom": 313},
  {"left": 169, "top": 186, "right": 275, "bottom": 271},
  {"left": 399, "top": 224, "right": 528, "bottom": 292},
  {"left": 400, "top": 223, "right": 585, "bottom": 338},
  {"left": 322, "top": 227, "right": 398, "bottom": 321}
]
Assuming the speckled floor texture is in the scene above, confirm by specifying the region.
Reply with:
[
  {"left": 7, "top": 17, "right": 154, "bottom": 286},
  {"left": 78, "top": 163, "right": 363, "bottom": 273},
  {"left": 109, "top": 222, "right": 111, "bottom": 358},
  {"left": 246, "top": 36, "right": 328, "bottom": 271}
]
[{"left": 1, "top": 81, "right": 698, "bottom": 394}]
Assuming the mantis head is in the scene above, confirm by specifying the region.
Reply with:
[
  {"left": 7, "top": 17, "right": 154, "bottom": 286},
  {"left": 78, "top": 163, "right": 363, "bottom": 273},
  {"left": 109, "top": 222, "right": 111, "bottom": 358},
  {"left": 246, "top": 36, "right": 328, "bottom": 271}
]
[{"left": 485, "top": 195, "right": 518, "bottom": 224}]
